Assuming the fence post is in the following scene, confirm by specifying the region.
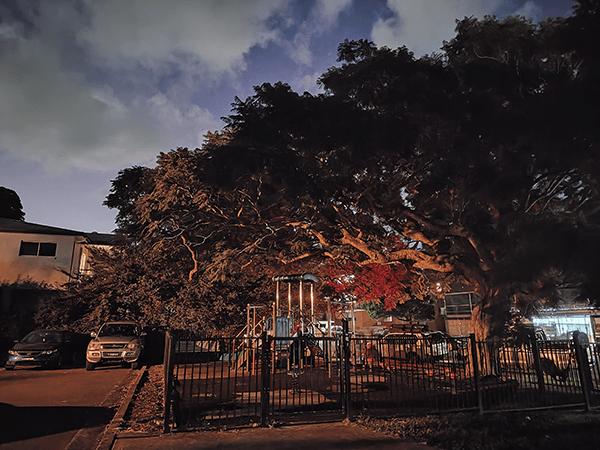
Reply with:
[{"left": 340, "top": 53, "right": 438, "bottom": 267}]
[
  {"left": 469, "top": 334, "right": 484, "bottom": 415},
  {"left": 260, "top": 331, "right": 271, "bottom": 426},
  {"left": 574, "top": 338, "right": 593, "bottom": 411},
  {"left": 531, "top": 336, "right": 545, "bottom": 394},
  {"left": 341, "top": 319, "right": 352, "bottom": 418},
  {"left": 163, "top": 330, "right": 177, "bottom": 433}
]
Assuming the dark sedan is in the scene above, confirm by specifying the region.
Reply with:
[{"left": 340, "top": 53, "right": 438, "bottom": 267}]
[{"left": 5, "top": 330, "right": 82, "bottom": 370}]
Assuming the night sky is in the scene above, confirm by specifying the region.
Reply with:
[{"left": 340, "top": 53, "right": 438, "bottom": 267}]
[{"left": 0, "top": 0, "right": 574, "bottom": 233}]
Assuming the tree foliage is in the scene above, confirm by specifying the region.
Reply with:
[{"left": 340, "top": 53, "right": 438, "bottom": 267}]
[
  {"left": 55, "top": 1, "right": 600, "bottom": 337},
  {"left": 0, "top": 186, "right": 25, "bottom": 221}
]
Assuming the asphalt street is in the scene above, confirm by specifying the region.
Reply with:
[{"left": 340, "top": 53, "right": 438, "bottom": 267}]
[{"left": 0, "top": 365, "right": 135, "bottom": 450}]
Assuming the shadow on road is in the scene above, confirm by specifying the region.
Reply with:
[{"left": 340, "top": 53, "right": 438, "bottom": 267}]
[{"left": 0, "top": 402, "right": 113, "bottom": 444}]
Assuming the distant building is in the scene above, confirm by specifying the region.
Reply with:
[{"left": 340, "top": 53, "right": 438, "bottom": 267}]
[
  {"left": 0, "top": 217, "right": 114, "bottom": 314},
  {"left": 531, "top": 287, "right": 600, "bottom": 343}
]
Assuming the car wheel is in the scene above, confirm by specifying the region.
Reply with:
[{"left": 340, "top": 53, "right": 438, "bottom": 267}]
[
  {"left": 86, "top": 361, "right": 96, "bottom": 371},
  {"left": 4, "top": 365, "right": 14, "bottom": 370},
  {"left": 131, "top": 361, "right": 140, "bottom": 370}
]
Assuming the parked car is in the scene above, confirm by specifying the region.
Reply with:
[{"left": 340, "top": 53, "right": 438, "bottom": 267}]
[
  {"left": 4, "top": 330, "right": 84, "bottom": 370},
  {"left": 86, "top": 320, "right": 145, "bottom": 370},
  {"left": 380, "top": 331, "right": 466, "bottom": 367}
]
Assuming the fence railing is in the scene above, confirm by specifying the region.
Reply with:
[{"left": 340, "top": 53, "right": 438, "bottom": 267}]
[{"left": 163, "top": 325, "right": 600, "bottom": 431}]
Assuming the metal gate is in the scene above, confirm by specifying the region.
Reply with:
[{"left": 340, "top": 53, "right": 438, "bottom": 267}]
[{"left": 163, "top": 331, "right": 346, "bottom": 430}]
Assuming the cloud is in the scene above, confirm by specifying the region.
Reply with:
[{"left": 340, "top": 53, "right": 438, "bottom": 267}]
[
  {"left": 291, "top": 70, "right": 325, "bottom": 95},
  {"left": 79, "top": 0, "right": 291, "bottom": 76},
  {"left": 286, "top": 0, "right": 352, "bottom": 65},
  {"left": 512, "top": 1, "right": 544, "bottom": 21},
  {"left": 371, "top": 0, "right": 504, "bottom": 56},
  {"left": 0, "top": 0, "right": 290, "bottom": 172}
]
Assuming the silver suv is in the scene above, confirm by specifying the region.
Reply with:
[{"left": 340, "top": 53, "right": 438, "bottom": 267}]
[{"left": 86, "top": 321, "right": 145, "bottom": 370}]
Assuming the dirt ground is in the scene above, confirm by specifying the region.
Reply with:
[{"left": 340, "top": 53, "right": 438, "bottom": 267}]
[
  {"left": 122, "top": 365, "right": 165, "bottom": 433},
  {"left": 123, "top": 365, "right": 600, "bottom": 450},
  {"left": 358, "top": 410, "right": 600, "bottom": 450}
]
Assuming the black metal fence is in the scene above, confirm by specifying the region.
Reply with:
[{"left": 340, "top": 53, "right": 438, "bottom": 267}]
[
  {"left": 163, "top": 326, "right": 600, "bottom": 431},
  {"left": 163, "top": 331, "right": 345, "bottom": 430}
]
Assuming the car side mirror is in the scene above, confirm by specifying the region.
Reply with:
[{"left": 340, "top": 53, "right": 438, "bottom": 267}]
[{"left": 90, "top": 332, "right": 97, "bottom": 338}]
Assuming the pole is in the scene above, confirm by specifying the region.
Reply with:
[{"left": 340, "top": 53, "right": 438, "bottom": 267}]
[
  {"left": 351, "top": 301, "right": 355, "bottom": 337},
  {"left": 288, "top": 283, "right": 292, "bottom": 318},
  {"left": 310, "top": 283, "right": 314, "bottom": 332},
  {"left": 272, "top": 302, "right": 276, "bottom": 373},
  {"left": 260, "top": 331, "right": 271, "bottom": 426},
  {"left": 246, "top": 304, "right": 250, "bottom": 375},
  {"left": 327, "top": 297, "right": 332, "bottom": 377},
  {"left": 342, "top": 319, "right": 351, "bottom": 418},
  {"left": 327, "top": 298, "right": 332, "bottom": 337},
  {"left": 470, "top": 334, "right": 484, "bottom": 415},
  {"left": 300, "top": 280, "right": 304, "bottom": 334},
  {"left": 252, "top": 306, "right": 257, "bottom": 374}
]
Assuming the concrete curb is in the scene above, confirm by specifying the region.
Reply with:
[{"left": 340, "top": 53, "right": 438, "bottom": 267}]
[{"left": 95, "top": 366, "right": 148, "bottom": 450}]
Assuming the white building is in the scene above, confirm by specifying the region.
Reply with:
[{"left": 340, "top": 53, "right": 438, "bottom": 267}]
[{"left": 0, "top": 217, "right": 113, "bottom": 314}]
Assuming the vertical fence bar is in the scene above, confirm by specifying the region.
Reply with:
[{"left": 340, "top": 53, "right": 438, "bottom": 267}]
[
  {"left": 531, "top": 337, "right": 545, "bottom": 394},
  {"left": 261, "top": 332, "right": 271, "bottom": 426},
  {"left": 342, "top": 319, "right": 351, "bottom": 418},
  {"left": 469, "top": 334, "right": 484, "bottom": 415},
  {"left": 163, "top": 331, "right": 176, "bottom": 433},
  {"left": 574, "top": 339, "right": 593, "bottom": 411}
]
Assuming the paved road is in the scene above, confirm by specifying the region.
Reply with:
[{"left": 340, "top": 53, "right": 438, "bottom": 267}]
[{"left": 0, "top": 365, "right": 135, "bottom": 450}]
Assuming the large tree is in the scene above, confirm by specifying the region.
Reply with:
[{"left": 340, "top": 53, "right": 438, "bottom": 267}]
[{"left": 54, "top": 1, "right": 600, "bottom": 336}]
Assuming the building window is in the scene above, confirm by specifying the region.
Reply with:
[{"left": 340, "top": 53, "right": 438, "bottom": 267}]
[
  {"left": 19, "top": 241, "right": 57, "bottom": 257},
  {"left": 444, "top": 293, "right": 475, "bottom": 316}
]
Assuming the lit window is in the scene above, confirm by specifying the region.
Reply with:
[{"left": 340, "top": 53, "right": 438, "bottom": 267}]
[{"left": 19, "top": 241, "right": 57, "bottom": 257}]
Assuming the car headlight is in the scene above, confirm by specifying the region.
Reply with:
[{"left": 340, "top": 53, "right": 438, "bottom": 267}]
[
  {"left": 88, "top": 342, "right": 102, "bottom": 351},
  {"left": 8, "top": 349, "right": 18, "bottom": 355},
  {"left": 127, "top": 342, "right": 140, "bottom": 350},
  {"left": 41, "top": 349, "right": 58, "bottom": 355}
]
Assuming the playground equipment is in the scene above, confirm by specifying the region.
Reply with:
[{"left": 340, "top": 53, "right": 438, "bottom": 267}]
[{"left": 235, "top": 273, "right": 336, "bottom": 373}]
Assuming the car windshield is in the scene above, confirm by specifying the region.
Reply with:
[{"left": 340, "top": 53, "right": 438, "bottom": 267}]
[
  {"left": 99, "top": 324, "right": 138, "bottom": 337},
  {"left": 22, "top": 331, "right": 63, "bottom": 344}
]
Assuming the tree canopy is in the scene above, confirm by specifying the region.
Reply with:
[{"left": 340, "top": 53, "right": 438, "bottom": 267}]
[
  {"left": 0, "top": 187, "right": 25, "bottom": 221},
  {"left": 48, "top": 1, "right": 600, "bottom": 336}
]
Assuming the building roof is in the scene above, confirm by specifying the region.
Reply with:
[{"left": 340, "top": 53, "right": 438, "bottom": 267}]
[
  {"left": 84, "top": 231, "right": 115, "bottom": 245},
  {"left": 0, "top": 217, "right": 115, "bottom": 243}
]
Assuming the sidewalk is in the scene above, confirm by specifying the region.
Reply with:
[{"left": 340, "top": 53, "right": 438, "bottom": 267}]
[{"left": 111, "top": 421, "right": 436, "bottom": 450}]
